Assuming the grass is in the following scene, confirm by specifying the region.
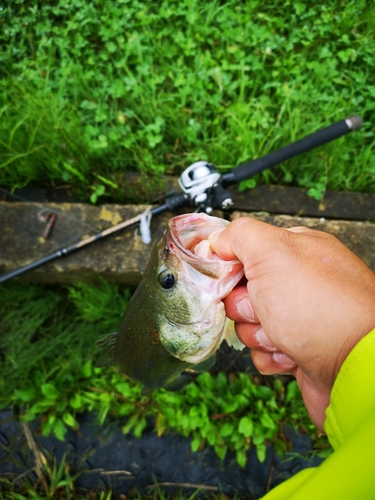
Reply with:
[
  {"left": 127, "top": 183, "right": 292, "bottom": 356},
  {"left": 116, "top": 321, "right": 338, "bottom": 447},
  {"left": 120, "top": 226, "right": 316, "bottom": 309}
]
[
  {"left": 0, "top": 447, "right": 241, "bottom": 500},
  {"left": 0, "top": 280, "right": 129, "bottom": 398},
  {"left": 0, "top": 0, "right": 374, "bottom": 202}
]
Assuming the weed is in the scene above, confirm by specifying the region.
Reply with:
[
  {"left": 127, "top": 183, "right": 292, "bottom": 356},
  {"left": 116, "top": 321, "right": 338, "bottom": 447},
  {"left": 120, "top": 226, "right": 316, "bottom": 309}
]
[
  {"left": 0, "top": 1, "right": 374, "bottom": 200},
  {"left": 0, "top": 281, "right": 329, "bottom": 471},
  {"left": 9, "top": 363, "right": 321, "bottom": 468}
]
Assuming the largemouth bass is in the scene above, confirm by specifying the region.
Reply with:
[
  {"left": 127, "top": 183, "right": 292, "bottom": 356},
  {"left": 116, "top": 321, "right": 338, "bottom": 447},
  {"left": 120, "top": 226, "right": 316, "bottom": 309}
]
[{"left": 97, "top": 213, "right": 245, "bottom": 389}]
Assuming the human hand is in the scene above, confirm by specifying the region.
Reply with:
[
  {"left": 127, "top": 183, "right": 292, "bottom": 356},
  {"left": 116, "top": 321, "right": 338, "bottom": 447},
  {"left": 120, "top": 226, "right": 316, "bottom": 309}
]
[{"left": 210, "top": 217, "right": 375, "bottom": 430}]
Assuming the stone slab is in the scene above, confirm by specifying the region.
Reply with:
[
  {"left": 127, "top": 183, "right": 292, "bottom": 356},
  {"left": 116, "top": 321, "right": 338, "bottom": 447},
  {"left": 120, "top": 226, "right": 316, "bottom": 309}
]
[
  {"left": 0, "top": 202, "right": 374, "bottom": 285},
  {"left": 231, "top": 212, "right": 375, "bottom": 274},
  {"left": 228, "top": 184, "right": 375, "bottom": 221}
]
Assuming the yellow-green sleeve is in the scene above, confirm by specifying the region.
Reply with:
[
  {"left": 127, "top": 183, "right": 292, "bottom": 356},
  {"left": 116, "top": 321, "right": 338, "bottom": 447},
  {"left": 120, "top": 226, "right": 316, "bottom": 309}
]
[{"left": 261, "top": 328, "right": 375, "bottom": 500}]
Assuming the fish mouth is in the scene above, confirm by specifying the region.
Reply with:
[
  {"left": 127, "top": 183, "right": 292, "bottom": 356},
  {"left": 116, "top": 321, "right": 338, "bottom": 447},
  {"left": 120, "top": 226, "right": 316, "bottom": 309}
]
[
  {"left": 166, "top": 213, "right": 243, "bottom": 283},
  {"left": 166, "top": 213, "right": 230, "bottom": 277},
  {"left": 168, "top": 213, "right": 226, "bottom": 258}
]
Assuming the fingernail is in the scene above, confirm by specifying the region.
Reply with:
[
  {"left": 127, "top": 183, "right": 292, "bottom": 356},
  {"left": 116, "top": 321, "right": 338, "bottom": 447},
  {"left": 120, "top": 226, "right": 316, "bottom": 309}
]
[
  {"left": 272, "top": 351, "right": 295, "bottom": 367},
  {"left": 255, "top": 327, "right": 276, "bottom": 349},
  {"left": 236, "top": 297, "right": 255, "bottom": 322}
]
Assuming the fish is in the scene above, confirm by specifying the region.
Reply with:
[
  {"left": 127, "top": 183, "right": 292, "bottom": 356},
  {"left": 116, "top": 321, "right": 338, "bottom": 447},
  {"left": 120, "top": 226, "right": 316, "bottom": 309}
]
[{"left": 97, "top": 213, "right": 245, "bottom": 390}]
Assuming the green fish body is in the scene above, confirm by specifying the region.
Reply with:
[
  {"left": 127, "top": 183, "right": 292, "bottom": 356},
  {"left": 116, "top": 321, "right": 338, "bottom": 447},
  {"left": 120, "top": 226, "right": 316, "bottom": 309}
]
[{"left": 98, "top": 213, "right": 245, "bottom": 389}]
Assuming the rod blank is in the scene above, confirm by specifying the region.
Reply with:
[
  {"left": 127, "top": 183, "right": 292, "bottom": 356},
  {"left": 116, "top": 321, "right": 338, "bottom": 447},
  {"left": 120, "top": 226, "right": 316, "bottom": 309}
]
[{"left": 222, "top": 115, "right": 362, "bottom": 185}]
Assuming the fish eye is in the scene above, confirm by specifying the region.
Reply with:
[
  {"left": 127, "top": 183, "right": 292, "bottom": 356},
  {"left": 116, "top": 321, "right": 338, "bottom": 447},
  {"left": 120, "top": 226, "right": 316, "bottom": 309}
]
[{"left": 158, "top": 270, "right": 176, "bottom": 290}]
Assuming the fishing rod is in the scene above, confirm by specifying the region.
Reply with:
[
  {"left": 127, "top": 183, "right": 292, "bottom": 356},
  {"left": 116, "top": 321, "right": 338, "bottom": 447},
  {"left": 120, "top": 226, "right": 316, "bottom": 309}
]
[{"left": 0, "top": 114, "right": 362, "bottom": 284}]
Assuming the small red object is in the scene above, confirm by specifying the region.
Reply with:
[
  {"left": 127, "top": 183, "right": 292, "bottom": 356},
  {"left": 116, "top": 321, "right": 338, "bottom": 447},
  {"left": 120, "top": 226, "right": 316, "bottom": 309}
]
[{"left": 37, "top": 210, "right": 57, "bottom": 239}]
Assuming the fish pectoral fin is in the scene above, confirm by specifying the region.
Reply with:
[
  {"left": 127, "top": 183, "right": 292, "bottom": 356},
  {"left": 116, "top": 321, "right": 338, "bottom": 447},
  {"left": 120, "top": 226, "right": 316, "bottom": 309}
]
[
  {"left": 95, "top": 332, "right": 118, "bottom": 367},
  {"left": 192, "top": 353, "right": 217, "bottom": 372},
  {"left": 224, "top": 319, "right": 246, "bottom": 351},
  {"left": 141, "top": 373, "right": 195, "bottom": 394},
  {"left": 141, "top": 386, "right": 154, "bottom": 395},
  {"left": 161, "top": 356, "right": 217, "bottom": 392},
  {"left": 164, "top": 373, "right": 196, "bottom": 392}
]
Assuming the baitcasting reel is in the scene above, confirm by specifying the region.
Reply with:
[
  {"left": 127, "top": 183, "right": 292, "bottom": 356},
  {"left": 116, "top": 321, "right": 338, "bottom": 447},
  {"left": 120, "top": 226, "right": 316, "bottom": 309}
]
[{"left": 178, "top": 161, "right": 234, "bottom": 213}]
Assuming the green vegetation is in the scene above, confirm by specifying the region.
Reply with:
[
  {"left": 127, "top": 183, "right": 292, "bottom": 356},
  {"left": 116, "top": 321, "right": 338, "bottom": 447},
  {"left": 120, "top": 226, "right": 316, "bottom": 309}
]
[
  {"left": 0, "top": 281, "right": 326, "bottom": 471},
  {"left": 1, "top": 0, "right": 375, "bottom": 202}
]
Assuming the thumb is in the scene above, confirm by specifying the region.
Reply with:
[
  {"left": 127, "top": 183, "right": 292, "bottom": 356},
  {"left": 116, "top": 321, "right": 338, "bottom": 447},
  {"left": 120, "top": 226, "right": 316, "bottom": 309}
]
[
  {"left": 209, "top": 216, "right": 280, "bottom": 264},
  {"left": 208, "top": 228, "right": 237, "bottom": 260}
]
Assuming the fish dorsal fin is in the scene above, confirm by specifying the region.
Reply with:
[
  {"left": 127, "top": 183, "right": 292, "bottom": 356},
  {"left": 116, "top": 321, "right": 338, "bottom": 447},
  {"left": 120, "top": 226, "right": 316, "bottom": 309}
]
[
  {"left": 224, "top": 319, "right": 246, "bottom": 351},
  {"left": 95, "top": 332, "right": 118, "bottom": 367}
]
